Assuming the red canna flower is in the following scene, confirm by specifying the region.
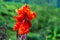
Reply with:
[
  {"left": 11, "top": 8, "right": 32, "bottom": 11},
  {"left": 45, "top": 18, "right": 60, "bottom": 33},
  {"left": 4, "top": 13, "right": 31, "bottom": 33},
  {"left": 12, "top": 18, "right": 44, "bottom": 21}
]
[{"left": 13, "top": 4, "right": 36, "bottom": 35}]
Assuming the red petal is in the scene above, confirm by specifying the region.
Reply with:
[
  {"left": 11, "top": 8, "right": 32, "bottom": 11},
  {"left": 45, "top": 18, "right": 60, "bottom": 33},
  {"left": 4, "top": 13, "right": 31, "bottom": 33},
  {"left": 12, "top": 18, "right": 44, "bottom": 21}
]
[
  {"left": 32, "top": 12, "right": 36, "bottom": 18},
  {"left": 14, "top": 15, "right": 24, "bottom": 21},
  {"left": 16, "top": 9, "right": 24, "bottom": 15},
  {"left": 18, "top": 27, "right": 30, "bottom": 35},
  {"left": 13, "top": 22, "right": 21, "bottom": 31}
]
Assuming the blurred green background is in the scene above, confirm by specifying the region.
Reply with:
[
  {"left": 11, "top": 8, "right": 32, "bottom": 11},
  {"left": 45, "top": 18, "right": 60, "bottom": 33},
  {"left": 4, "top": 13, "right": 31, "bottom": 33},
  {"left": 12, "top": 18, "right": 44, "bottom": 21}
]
[{"left": 0, "top": 0, "right": 60, "bottom": 40}]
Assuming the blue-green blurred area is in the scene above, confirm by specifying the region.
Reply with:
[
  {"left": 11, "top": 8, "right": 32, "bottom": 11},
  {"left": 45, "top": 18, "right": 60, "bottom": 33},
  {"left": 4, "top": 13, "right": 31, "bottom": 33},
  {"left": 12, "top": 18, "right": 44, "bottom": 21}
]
[{"left": 0, "top": 0, "right": 60, "bottom": 40}]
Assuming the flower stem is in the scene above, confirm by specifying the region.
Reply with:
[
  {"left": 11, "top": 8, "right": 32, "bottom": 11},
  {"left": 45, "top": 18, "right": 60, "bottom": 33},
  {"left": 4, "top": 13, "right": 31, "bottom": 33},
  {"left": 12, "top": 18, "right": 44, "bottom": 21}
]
[
  {"left": 16, "top": 31, "right": 18, "bottom": 40},
  {"left": 19, "top": 34, "right": 27, "bottom": 40}
]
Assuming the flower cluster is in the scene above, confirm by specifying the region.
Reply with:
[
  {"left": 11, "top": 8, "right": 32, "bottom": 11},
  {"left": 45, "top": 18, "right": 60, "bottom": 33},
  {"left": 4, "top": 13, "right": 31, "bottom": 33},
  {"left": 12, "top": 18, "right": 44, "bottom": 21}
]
[{"left": 13, "top": 4, "right": 36, "bottom": 35}]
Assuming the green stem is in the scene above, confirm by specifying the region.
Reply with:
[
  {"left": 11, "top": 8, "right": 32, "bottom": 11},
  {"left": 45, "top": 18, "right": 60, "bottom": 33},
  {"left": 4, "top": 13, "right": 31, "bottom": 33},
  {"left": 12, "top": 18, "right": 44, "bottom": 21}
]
[{"left": 16, "top": 31, "right": 18, "bottom": 40}]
